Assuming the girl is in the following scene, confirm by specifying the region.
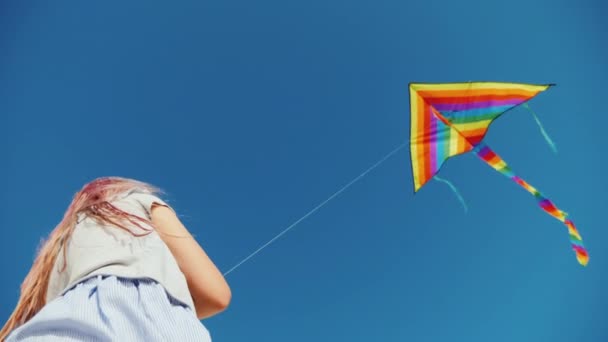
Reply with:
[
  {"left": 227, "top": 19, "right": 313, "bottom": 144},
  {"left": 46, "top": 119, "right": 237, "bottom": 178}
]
[{"left": 0, "top": 177, "right": 230, "bottom": 341}]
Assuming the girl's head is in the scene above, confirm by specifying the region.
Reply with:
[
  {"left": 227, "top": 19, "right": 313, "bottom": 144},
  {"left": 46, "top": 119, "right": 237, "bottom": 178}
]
[
  {"left": 0, "top": 177, "right": 161, "bottom": 341},
  {"left": 66, "top": 177, "right": 161, "bottom": 234},
  {"left": 70, "top": 177, "right": 158, "bottom": 216}
]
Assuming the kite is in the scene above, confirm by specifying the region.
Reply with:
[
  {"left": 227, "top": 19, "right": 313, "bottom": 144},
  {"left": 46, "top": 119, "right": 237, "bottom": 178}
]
[{"left": 409, "top": 82, "right": 589, "bottom": 266}]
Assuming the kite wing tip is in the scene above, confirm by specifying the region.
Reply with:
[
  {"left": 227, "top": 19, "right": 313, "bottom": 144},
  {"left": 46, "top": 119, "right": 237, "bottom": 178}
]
[{"left": 413, "top": 180, "right": 425, "bottom": 194}]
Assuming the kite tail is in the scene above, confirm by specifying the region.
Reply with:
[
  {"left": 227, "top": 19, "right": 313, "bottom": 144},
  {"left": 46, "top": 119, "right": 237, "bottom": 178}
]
[
  {"left": 473, "top": 143, "right": 589, "bottom": 266},
  {"left": 434, "top": 176, "right": 468, "bottom": 213},
  {"left": 522, "top": 103, "right": 558, "bottom": 154}
]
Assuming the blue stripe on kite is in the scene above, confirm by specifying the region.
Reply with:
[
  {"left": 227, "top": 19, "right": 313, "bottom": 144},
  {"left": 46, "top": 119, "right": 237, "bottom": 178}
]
[{"left": 441, "top": 105, "right": 514, "bottom": 121}]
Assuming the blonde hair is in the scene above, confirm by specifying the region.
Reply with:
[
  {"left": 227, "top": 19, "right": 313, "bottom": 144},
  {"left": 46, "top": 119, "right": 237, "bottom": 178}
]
[{"left": 0, "top": 177, "right": 162, "bottom": 340}]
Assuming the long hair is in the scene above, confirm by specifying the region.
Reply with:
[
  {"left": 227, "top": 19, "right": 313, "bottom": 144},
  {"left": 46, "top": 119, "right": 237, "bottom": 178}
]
[{"left": 0, "top": 177, "right": 162, "bottom": 341}]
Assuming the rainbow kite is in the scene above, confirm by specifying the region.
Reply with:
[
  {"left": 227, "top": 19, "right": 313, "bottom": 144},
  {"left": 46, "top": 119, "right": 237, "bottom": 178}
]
[{"left": 409, "top": 82, "right": 588, "bottom": 266}]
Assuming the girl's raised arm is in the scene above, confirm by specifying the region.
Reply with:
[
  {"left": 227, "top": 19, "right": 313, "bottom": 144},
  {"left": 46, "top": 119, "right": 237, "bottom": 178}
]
[{"left": 151, "top": 204, "right": 231, "bottom": 319}]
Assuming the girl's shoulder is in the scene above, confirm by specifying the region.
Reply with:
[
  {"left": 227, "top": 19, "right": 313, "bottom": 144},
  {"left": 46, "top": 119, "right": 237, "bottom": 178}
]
[{"left": 116, "top": 190, "right": 173, "bottom": 219}]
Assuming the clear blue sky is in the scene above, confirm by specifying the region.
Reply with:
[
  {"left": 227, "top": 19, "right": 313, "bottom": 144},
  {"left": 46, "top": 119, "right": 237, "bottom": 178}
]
[{"left": 1, "top": 0, "right": 606, "bottom": 341}]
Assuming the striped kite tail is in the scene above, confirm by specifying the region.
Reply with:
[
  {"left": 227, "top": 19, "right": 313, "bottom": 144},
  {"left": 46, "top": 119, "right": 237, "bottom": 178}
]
[{"left": 473, "top": 143, "right": 589, "bottom": 266}]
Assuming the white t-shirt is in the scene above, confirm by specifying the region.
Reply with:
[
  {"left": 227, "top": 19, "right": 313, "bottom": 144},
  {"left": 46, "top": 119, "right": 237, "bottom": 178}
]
[{"left": 46, "top": 190, "right": 195, "bottom": 312}]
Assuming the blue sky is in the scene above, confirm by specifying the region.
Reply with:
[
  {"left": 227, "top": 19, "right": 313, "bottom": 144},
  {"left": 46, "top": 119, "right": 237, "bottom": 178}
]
[{"left": 1, "top": 0, "right": 606, "bottom": 341}]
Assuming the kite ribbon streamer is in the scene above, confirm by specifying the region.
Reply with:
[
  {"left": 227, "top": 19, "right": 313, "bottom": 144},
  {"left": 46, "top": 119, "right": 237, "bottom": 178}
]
[
  {"left": 474, "top": 142, "right": 589, "bottom": 266},
  {"left": 434, "top": 176, "right": 468, "bottom": 213},
  {"left": 523, "top": 103, "right": 558, "bottom": 154}
]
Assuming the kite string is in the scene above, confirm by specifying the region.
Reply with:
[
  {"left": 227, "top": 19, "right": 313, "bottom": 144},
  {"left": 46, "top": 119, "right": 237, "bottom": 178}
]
[{"left": 222, "top": 141, "right": 408, "bottom": 276}]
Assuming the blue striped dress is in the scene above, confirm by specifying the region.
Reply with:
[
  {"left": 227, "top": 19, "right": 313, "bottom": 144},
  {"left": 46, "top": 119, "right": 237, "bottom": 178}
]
[{"left": 6, "top": 275, "right": 212, "bottom": 341}]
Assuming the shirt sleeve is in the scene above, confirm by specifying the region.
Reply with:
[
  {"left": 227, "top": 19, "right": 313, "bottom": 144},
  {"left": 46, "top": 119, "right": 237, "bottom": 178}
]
[{"left": 127, "top": 191, "right": 175, "bottom": 218}]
